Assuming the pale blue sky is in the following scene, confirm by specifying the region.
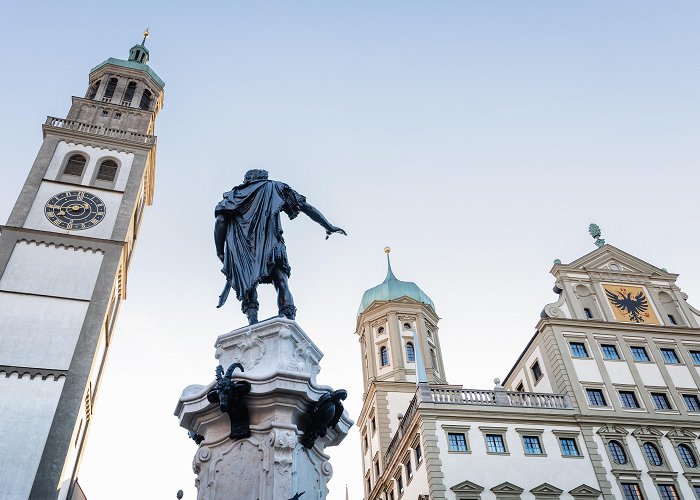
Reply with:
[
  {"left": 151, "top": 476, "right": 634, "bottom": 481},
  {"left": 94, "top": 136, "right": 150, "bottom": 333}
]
[{"left": 1, "top": 2, "right": 699, "bottom": 498}]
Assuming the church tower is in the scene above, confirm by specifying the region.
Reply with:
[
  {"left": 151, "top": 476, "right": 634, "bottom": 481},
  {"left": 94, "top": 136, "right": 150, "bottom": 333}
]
[
  {"left": 355, "top": 249, "right": 445, "bottom": 497},
  {"left": 0, "top": 33, "right": 164, "bottom": 500}
]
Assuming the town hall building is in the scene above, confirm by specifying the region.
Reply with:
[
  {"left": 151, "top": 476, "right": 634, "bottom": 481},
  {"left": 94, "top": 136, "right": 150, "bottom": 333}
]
[{"left": 356, "top": 240, "right": 700, "bottom": 499}]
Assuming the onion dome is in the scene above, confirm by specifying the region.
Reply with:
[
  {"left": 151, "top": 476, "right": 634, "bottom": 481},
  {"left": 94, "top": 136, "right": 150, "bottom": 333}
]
[{"left": 358, "top": 248, "right": 435, "bottom": 316}]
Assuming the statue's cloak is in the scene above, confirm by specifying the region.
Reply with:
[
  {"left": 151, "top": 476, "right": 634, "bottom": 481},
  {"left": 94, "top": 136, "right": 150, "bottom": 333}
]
[{"left": 215, "top": 179, "right": 306, "bottom": 308}]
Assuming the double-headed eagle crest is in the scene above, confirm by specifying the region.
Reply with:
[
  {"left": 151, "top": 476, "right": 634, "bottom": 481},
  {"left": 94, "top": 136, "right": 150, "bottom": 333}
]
[{"left": 605, "top": 288, "right": 649, "bottom": 323}]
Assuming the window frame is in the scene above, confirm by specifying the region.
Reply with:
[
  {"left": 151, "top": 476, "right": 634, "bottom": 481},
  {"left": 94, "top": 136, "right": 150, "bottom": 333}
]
[
  {"left": 618, "top": 389, "right": 642, "bottom": 410},
  {"left": 620, "top": 482, "right": 645, "bottom": 500},
  {"left": 569, "top": 341, "right": 590, "bottom": 358},
  {"left": 630, "top": 345, "right": 652, "bottom": 363},
  {"left": 480, "top": 426, "right": 509, "bottom": 455},
  {"left": 91, "top": 157, "right": 121, "bottom": 189},
  {"left": 601, "top": 343, "right": 622, "bottom": 360},
  {"left": 659, "top": 347, "right": 681, "bottom": 365},
  {"left": 405, "top": 342, "right": 415, "bottom": 363},
  {"left": 649, "top": 391, "right": 674, "bottom": 411},
  {"left": 553, "top": 431, "right": 583, "bottom": 458},
  {"left": 643, "top": 442, "right": 664, "bottom": 467},
  {"left": 682, "top": 393, "right": 700, "bottom": 413},
  {"left": 60, "top": 152, "right": 90, "bottom": 182},
  {"left": 379, "top": 345, "right": 389, "bottom": 367},
  {"left": 585, "top": 387, "right": 609, "bottom": 408},
  {"left": 677, "top": 443, "right": 698, "bottom": 468},
  {"left": 442, "top": 424, "right": 471, "bottom": 454},
  {"left": 689, "top": 350, "right": 700, "bottom": 365},
  {"left": 657, "top": 483, "right": 680, "bottom": 500},
  {"left": 530, "top": 360, "right": 543, "bottom": 384},
  {"left": 607, "top": 440, "right": 629, "bottom": 465}
]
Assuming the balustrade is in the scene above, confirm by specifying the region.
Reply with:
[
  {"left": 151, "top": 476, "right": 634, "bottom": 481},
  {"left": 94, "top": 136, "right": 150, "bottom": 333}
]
[{"left": 45, "top": 117, "right": 155, "bottom": 145}]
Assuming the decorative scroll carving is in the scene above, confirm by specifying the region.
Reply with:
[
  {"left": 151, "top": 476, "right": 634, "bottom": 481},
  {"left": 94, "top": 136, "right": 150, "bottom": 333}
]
[
  {"left": 269, "top": 429, "right": 297, "bottom": 475},
  {"left": 218, "top": 329, "right": 266, "bottom": 371}
]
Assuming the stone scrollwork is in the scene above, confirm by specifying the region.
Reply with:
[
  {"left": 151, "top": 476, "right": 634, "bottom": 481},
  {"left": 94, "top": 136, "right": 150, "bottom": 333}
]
[
  {"left": 286, "top": 341, "right": 311, "bottom": 372},
  {"left": 270, "top": 429, "right": 297, "bottom": 475},
  {"left": 227, "top": 329, "right": 266, "bottom": 371}
]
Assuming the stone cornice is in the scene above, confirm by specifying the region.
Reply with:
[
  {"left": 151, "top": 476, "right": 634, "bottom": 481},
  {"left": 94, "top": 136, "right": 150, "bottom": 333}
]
[
  {"left": 0, "top": 366, "right": 67, "bottom": 381},
  {"left": 43, "top": 125, "right": 156, "bottom": 153},
  {"left": 537, "top": 317, "right": 700, "bottom": 336},
  {"left": 0, "top": 226, "right": 127, "bottom": 249}
]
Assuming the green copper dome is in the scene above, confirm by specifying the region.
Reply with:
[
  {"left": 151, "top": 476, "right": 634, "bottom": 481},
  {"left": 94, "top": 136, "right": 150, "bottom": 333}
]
[{"left": 358, "top": 252, "right": 435, "bottom": 315}]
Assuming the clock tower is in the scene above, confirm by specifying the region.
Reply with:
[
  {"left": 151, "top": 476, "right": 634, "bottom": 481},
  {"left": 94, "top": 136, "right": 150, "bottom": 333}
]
[{"left": 0, "top": 34, "right": 164, "bottom": 500}]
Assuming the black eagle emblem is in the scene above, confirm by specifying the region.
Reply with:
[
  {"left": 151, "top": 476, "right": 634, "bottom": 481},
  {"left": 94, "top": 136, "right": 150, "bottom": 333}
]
[{"left": 605, "top": 288, "right": 649, "bottom": 323}]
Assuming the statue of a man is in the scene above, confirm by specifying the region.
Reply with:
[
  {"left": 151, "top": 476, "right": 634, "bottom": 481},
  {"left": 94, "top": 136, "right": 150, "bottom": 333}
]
[{"left": 214, "top": 169, "right": 346, "bottom": 324}]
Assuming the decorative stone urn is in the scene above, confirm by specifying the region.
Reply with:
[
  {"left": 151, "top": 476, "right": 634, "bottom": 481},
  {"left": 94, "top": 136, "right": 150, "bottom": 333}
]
[{"left": 175, "top": 318, "right": 352, "bottom": 500}]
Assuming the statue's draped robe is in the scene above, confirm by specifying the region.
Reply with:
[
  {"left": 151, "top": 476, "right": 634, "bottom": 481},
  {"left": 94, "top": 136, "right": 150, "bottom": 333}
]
[{"left": 215, "top": 179, "right": 306, "bottom": 308}]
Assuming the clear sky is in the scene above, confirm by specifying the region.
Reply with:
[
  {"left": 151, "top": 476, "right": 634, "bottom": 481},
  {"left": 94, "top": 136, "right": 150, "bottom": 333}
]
[{"left": 1, "top": 2, "right": 700, "bottom": 498}]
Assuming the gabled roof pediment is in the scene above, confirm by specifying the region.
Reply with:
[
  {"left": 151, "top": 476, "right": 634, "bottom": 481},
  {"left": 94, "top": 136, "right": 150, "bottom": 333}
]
[
  {"left": 554, "top": 245, "right": 674, "bottom": 278},
  {"left": 451, "top": 479, "right": 485, "bottom": 493},
  {"left": 491, "top": 481, "right": 524, "bottom": 494},
  {"left": 530, "top": 483, "right": 563, "bottom": 495},
  {"left": 568, "top": 484, "right": 601, "bottom": 498}
]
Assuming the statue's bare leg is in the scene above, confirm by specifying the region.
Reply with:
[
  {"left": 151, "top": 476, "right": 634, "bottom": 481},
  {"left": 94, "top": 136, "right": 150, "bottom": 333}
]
[
  {"left": 241, "top": 286, "right": 259, "bottom": 325},
  {"left": 271, "top": 264, "right": 296, "bottom": 320}
]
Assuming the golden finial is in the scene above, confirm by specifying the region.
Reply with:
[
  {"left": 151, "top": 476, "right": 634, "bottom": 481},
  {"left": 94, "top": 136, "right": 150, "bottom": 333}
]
[
  {"left": 142, "top": 28, "right": 150, "bottom": 45},
  {"left": 384, "top": 246, "right": 391, "bottom": 254}
]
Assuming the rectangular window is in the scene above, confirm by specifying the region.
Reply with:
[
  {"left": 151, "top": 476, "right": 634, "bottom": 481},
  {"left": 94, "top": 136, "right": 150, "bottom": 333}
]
[
  {"left": 621, "top": 483, "right": 644, "bottom": 499},
  {"left": 602, "top": 344, "right": 621, "bottom": 360},
  {"left": 516, "top": 383, "right": 524, "bottom": 392},
  {"left": 366, "top": 477, "right": 371, "bottom": 494},
  {"left": 586, "top": 388, "right": 607, "bottom": 407},
  {"left": 371, "top": 416, "right": 376, "bottom": 434},
  {"left": 415, "top": 444, "right": 422, "bottom": 464},
  {"left": 523, "top": 436, "right": 544, "bottom": 455},
  {"left": 559, "top": 437, "right": 581, "bottom": 456},
  {"left": 667, "top": 314, "right": 678, "bottom": 325},
  {"left": 657, "top": 484, "right": 679, "bottom": 500},
  {"left": 570, "top": 342, "right": 589, "bottom": 358},
  {"left": 375, "top": 460, "right": 380, "bottom": 477},
  {"left": 683, "top": 394, "right": 700, "bottom": 412},
  {"left": 660, "top": 348, "right": 680, "bottom": 364},
  {"left": 584, "top": 307, "right": 593, "bottom": 319},
  {"left": 690, "top": 351, "right": 700, "bottom": 365},
  {"left": 447, "top": 433, "right": 468, "bottom": 452},
  {"left": 650, "top": 392, "right": 672, "bottom": 410},
  {"left": 693, "top": 485, "right": 700, "bottom": 499},
  {"left": 405, "top": 458, "right": 412, "bottom": 479},
  {"left": 631, "top": 346, "right": 651, "bottom": 362},
  {"left": 486, "top": 434, "right": 506, "bottom": 453},
  {"left": 397, "top": 475, "right": 403, "bottom": 494},
  {"left": 619, "top": 391, "right": 641, "bottom": 409},
  {"left": 389, "top": 491, "right": 395, "bottom": 500},
  {"left": 531, "top": 361, "right": 543, "bottom": 382}
]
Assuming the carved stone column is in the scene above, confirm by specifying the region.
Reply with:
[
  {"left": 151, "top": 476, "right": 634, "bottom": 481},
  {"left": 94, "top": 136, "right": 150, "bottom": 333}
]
[{"left": 175, "top": 318, "right": 352, "bottom": 500}]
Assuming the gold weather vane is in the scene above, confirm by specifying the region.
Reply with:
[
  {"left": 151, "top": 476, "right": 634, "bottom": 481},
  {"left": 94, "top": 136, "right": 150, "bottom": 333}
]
[{"left": 142, "top": 27, "right": 150, "bottom": 45}]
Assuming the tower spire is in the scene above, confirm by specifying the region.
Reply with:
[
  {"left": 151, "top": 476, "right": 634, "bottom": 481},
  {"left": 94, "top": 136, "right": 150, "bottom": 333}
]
[
  {"left": 142, "top": 27, "right": 150, "bottom": 45},
  {"left": 384, "top": 246, "right": 397, "bottom": 282}
]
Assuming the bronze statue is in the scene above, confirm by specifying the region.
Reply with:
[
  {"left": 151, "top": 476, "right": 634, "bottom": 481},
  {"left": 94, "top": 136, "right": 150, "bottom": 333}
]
[{"left": 215, "top": 169, "right": 346, "bottom": 324}]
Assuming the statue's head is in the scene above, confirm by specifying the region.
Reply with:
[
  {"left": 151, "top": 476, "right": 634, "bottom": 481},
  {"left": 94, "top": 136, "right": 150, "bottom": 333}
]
[{"left": 243, "top": 169, "right": 269, "bottom": 183}]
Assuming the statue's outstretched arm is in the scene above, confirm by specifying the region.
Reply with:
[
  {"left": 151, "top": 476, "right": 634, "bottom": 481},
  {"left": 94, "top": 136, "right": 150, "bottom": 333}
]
[
  {"left": 299, "top": 202, "right": 347, "bottom": 239},
  {"left": 214, "top": 215, "right": 227, "bottom": 262}
]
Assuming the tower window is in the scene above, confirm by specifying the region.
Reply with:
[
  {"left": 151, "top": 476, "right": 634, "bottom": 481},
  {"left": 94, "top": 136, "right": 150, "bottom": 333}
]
[
  {"left": 63, "top": 154, "right": 87, "bottom": 177},
  {"left": 87, "top": 80, "right": 100, "bottom": 99},
  {"left": 619, "top": 391, "right": 640, "bottom": 409},
  {"left": 531, "top": 361, "right": 543, "bottom": 382},
  {"left": 569, "top": 342, "right": 589, "bottom": 358},
  {"left": 403, "top": 322, "right": 411, "bottom": 330},
  {"left": 657, "top": 484, "right": 679, "bottom": 500},
  {"left": 447, "top": 432, "right": 467, "bottom": 452},
  {"left": 607, "top": 440, "right": 628, "bottom": 464},
  {"left": 103, "top": 77, "right": 118, "bottom": 100},
  {"left": 667, "top": 314, "right": 677, "bottom": 325},
  {"left": 139, "top": 89, "right": 152, "bottom": 110},
  {"left": 380, "top": 346, "right": 389, "bottom": 367},
  {"left": 430, "top": 349, "right": 437, "bottom": 370},
  {"left": 650, "top": 392, "right": 672, "bottom": 410},
  {"left": 405, "top": 456, "right": 412, "bottom": 479},
  {"left": 114, "top": 112, "right": 122, "bottom": 120},
  {"left": 516, "top": 383, "right": 524, "bottom": 392},
  {"left": 123, "top": 81, "right": 137, "bottom": 103},
  {"left": 96, "top": 160, "right": 119, "bottom": 182},
  {"left": 678, "top": 444, "right": 698, "bottom": 468},
  {"left": 406, "top": 342, "right": 415, "bottom": 363},
  {"left": 415, "top": 443, "right": 422, "bottom": 464},
  {"left": 630, "top": 346, "right": 651, "bottom": 362},
  {"left": 377, "top": 327, "right": 385, "bottom": 335},
  {"left": 601, "top": 344, "right": 620, "bottom": 360},
  {"left": 586, "top": 388, "right": 607, "bottom": 407},
  {"left": 583, "top": 307, "right": 593, "bottom": 319},
  {"left": 683, "top": 394, "right": 700, "bottom": 412},
  {"left": 660, "top": 348, "right": 680, "bottom": 364},
  {"left": 102, "top": 110, "right": 109, "bottom": 117},
  {"left": 643, "top": 442, "right": 663, "bottom": 466}
]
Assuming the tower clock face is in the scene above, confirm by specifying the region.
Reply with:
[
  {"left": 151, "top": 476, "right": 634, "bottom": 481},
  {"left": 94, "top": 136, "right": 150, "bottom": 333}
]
[{"left": 44, "top": 190, "right": 106, "bottom": 230}]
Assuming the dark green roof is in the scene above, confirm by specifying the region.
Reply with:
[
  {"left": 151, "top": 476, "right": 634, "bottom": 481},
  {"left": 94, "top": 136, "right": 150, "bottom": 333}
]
[
  {"left": 90, "top": 57, "right": 165, "bottom": 89},
  {"left": 358, "top": 255, "right": 435, "bottom": 315}
]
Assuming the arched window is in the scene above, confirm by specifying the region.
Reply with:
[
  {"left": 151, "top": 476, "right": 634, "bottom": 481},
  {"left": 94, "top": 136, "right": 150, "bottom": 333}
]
[
  {"left": 406, "top": 342, "right": 415, "bottom": 362},
  {"left": 430, "top": 349, "right": 437, "bottom": 369},
  {"left": 380, "top": 346, "right": 389, "bottom": 367},
  {"left": 87, "top": 80, "right": 100, "bottom": 100},
  {"left": 659, "top": 291, "right": 685, "bottom": 326},
  {"left": 643, "top": 442, "right": 663, "bottom": 466},
  {"left": 678, "top": 444, "right": 698, "bottom": 468},
  {"left": 104, "top": 78, "right": 118, "bottom": 100},
  {"left": 139, "top": 89, "right": 152, "bottom": 110},
  {"left": 63, "top": 154, "right": 87, "bottom": 177},
  {"left": 403, "top": 322, "right": 412, "bottom": 330},
  {"left": 123, "top": 82, "right": 137, "bottom": 103},
  {"left": 608, "top": 440, "right": 627, "bottom": 464},
  {"left": 96, "top": 160, "right": 118, "bottom": 182}
]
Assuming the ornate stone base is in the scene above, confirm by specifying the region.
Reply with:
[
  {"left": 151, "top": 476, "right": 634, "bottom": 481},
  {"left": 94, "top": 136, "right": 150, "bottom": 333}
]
[{"left": 175, "top": 318, "right": 352, "bottom": 500}]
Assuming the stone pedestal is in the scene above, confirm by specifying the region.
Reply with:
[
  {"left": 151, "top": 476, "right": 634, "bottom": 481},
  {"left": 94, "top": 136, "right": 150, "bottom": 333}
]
[{"left": 175, "top": 318, "right": 352, "bottom": 500}]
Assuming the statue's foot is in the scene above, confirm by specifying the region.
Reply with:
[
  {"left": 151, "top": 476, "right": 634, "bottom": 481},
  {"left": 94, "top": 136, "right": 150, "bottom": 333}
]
[
  {"left": 279, "top": 305, "right": 297, "bottom": 321},
  {"left": 246, "top": 311, "right": 258, "bottom": 325}
]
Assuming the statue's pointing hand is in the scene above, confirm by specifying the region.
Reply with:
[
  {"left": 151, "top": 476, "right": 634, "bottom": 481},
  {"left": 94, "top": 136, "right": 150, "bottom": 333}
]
[{"left": 325, "top": 226, "right": 347, "bottom": 240}]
